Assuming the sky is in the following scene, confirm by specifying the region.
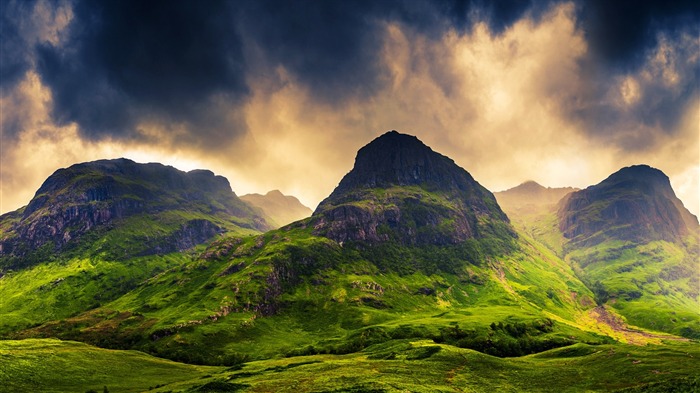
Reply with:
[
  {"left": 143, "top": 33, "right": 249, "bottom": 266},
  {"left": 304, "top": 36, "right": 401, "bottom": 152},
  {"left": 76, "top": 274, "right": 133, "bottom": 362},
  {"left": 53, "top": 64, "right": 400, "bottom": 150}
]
[{"left": 1, "top": 0, "right": 699, "bottom": 216}]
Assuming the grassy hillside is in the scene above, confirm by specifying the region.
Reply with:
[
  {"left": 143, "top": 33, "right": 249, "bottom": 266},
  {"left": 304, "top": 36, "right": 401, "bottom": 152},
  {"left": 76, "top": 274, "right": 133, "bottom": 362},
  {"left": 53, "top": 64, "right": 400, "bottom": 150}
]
[
  {"left": 499, "top": 196, "right": 700, "bottom": 340},
  {"left": 2, "top": 338, "right": 698, "bottom": 393},
  {"left": 2, "top": 149, "right": 697, "bottom": 392},
  {"left": 0, "top": 339, "right": 218, "bottom": 393},
  {"left": 566, "top": 237, "right": 700, "bottom": 338},
  {"left": 8, "top": 219, "right": 621, "bottom": 366}
]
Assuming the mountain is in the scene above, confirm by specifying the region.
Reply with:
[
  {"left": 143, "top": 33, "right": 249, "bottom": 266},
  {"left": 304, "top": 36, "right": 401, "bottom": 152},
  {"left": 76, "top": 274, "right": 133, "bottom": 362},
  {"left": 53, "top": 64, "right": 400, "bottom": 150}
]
[
  {"left": 0, "top": 158, "right": 271, "bottom": 267},
  {"left": 558, "top": 165, "right": 698, "bottom": 247},
  {"left": 313, "top": 131, "right": 513, "bottom": 246},
  {"left": 3, "top": 132, "right": 597, "bottom": 363},
  {"left": 495, "top": 181, "right": 577, "bottom": 215},
  {"left": 240, "top": 190, "right": 312, "bottom": 228},
  {"left": 549, "top": 165, "right": 700, "bottom": 338},
  {"left": 1, "top": 137, "right": 698, "bottom": 392}
]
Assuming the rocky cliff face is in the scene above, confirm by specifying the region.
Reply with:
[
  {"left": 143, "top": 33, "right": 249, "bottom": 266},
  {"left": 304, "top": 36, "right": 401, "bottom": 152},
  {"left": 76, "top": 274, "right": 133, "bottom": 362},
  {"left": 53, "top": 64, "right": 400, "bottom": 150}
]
[
  {"left": 312, "top": 131, "right": 513, "bottom": 246},
  {"left": 240, "top": 190, "right": 312, "bottom": 228},
  {"left": 0, "top": 159, "right": 271, "bottom": 265},
  {"left": 558, "top": 165, "right": 698, "bottom": 247}
]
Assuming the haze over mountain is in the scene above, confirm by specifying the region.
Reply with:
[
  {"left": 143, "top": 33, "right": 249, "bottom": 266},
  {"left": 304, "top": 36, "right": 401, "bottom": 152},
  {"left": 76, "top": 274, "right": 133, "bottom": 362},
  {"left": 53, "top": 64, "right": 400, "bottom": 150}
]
[
  {"left": 495, "top": 181, "right": 578, "bottom": 219},
  {"left": 240, "top": 190, "right": 312, "bottom": 228}
]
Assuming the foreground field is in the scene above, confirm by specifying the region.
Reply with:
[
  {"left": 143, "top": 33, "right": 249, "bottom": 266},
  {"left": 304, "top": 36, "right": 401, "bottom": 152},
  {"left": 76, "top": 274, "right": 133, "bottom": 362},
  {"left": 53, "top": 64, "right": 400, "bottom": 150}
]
[{"left": 2, "top": 338, "right": 698, "bottom": 393}]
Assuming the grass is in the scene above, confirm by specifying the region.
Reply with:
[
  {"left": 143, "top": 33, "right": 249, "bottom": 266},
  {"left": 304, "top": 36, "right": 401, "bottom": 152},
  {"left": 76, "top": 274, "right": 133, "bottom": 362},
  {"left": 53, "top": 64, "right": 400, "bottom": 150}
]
[
  {"left": 0, "top": 253, "right": 193, "bottom": 336},
  {"left": 2, "top": 179, "right": 697, "bottom": 391},
  {"left": 0, "top": 339, "right": 219, "bottom": 393},
  {"left": 2, "top": 338, "right": 698, "bottom": 392},
  {"left": 499, "top": 198, "right": 700, "bottom": 340},
  {"left": 566, "top": 239, "right": 700, "bottom": 338},
  {"left": 5, "top": 228, "right": 611, "bottom": 365}
]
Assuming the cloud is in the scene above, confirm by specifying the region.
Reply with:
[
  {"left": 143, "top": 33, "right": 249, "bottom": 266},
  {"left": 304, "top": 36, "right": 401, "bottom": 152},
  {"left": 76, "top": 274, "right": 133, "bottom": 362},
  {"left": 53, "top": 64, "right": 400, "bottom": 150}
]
[
  {"left": 567, "top": 29, "right": 699, "bottom": 150},
  {"left": 1, "top": 0, "right": 698, "bottom": 218},
  {"left": 235, "top": 2, "right": 698, "bottom": 216},
  {"left": 0, "top": 0, "right": 72, "bottom": 106},
  {"left": 34, "top": 0, "right": 249, "bottom": 145},
  {"left": 577, "top": 0, "right": 700, "bottom": 69}
]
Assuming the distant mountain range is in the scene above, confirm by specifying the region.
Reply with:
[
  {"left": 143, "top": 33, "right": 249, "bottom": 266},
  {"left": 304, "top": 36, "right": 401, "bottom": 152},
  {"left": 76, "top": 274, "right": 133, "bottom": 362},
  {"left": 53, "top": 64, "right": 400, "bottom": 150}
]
[
  {"left": 240, "top": 190, "right": 312, "bottom": 228},
  {"left": 1, "top": 131, "right": 698, "bottom": 392},
  {"left": 495, "top": 181, "right": 578, "bottom": 213}
]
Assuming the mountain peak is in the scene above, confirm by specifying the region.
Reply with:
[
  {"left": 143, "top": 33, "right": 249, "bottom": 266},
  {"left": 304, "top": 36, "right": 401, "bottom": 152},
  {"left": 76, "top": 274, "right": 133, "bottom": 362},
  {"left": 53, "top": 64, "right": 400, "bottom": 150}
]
[
  {"left": 602, "top": 164, "right": 670, "bottom": 187},
  {"left": 558, "top": 164, "right": 698, "bottom": 246},
  {"left": 325, "top": 131, "right": 475, "bottom": 201},
  {"left": 265, "top": 190, "right": 285, "bottom": 197},
  {"left": 513, "top": 181, "right": 545, "bottom": 192},
  {"left": 313, "top": 131, "right": 513, "bottom": 246}
]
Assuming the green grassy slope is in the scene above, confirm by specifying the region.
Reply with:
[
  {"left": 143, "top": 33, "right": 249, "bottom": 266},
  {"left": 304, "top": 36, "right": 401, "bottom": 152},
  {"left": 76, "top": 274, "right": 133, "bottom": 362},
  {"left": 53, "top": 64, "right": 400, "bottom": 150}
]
[
  {"left": 566, "top": 236, "right": 700, "bottom": 338},
  {"left": 500, "top": 197, "right": 699, "bottom": 340},
  {"left": 2, "top": 338, "right": 698, "bottom": 393},
  {"left": 0, "top": 252, "right": 195, "bottom": 336},
  {"left": 0, "top": 339, "right": 219, "bottom": 393},
  {"left": 8, "top": 220, "right": 614, "bottom": 365}
]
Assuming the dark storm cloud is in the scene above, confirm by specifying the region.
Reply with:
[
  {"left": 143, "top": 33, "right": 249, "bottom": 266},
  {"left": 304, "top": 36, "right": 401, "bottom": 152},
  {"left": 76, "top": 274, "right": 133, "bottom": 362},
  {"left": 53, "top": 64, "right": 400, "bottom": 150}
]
[
  {"left": 31, "top": 0, "right": 548, "bottom": 138},
  {"left": 237, "top": 0, "right": 388, "bottom": 102},
  {"left": 563, "top": 0, "right": 700, "bottom": 148},
  {"left": 22, "top": 0, "right": 700, "bottom": 149},
  {"left": 224, "top": 0, "right": 544, "bottom": 104},
  {"left": 0, "top": 1, "right": 29, "bottom": 91},
  {"left": 577, "top": 0, "right": 700, "bottom": 69},
  {"left": 36, "top": 0, "right": 248, "bottom": 142},
  {"left": 0, "top": 0, "right": 42, "bottom": 92}
]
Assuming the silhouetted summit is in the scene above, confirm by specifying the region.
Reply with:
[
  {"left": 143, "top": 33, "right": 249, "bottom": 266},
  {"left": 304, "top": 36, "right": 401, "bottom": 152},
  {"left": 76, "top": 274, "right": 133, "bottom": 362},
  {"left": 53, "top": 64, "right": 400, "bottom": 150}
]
[
  {"left": 326, "top": 131, "right": 485, "bottom": 198},
  {"left": 495, "top": 181, "right": 577, "bottom": 213}
]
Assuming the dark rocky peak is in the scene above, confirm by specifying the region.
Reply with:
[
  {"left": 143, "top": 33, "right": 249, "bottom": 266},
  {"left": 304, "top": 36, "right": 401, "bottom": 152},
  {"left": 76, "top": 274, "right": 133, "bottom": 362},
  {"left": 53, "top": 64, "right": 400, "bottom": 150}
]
[
  {"left": 312, "top": 131, "right": 513, "bottom": 246},
  {"left": 594, "top": 165, "right": 675, "bottom": 196},
  {"left": 325, "top": 131, "right": 481, "bottom": 200},
  {"left": 558, "top": 164, "right": 698, "bottom": 247}
]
